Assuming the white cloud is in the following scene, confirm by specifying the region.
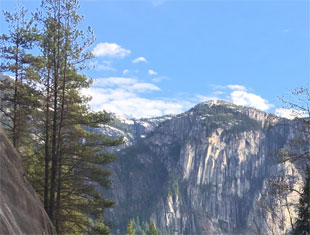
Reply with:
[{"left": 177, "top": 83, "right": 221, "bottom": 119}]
[
  {"left": 92, "top": 42, "right": 131, "bottom": 58},
  {"left": 129, "top": 83, "right": 160, "bottom": 92},
  {"left": 212, "top": 91, "right": 225, "bottom": 95},
  {"left": 230, "top": 90, "right": 273, "bottom": 111},
  {"left": 82, "top": 86, "right": 192, "bottom": 118},
  {"left": 227, "top": 84, "right": 247, "bottom": 91},
  {"left": 122, "top": 69, "right": 129, "bottom": 75},
  {"left": 83, "top": 80, "right": 275, "bottom": 118},
  {"left": 83, "top": 76, "right": 183, "bottom": 118},
  {"left": 93, "top": 77, "right": 136, "bottom": 87},
  {"left": 148, "top": 69, "right": 157, "bottom": 75},
  {"left": 208, "top": 84, "right": 274, "bottom": 111},
  {"left": 132, "top": 57, "right": 147, "bottom": 63},
  {"left": 274, "top": 108, "right": 307, "bottom": 120},
  {"left": 151, "top": 76, "right": 169, "bottom": 83},
  {"left": 196, "top": 94, "right": 219, "bottom": 102},
  {"left": 89, "top": 60, "right": 116, "bottom": 71},
  {"left": 93, "top": 77, "right": 160, "bottom": 93}
]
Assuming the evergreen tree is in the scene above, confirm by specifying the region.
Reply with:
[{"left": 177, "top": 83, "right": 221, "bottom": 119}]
[
  {"left": 147, "top": 221, "right": 158, "bottom": 235},
  {"left": 293, "top": 166, "right": 310, "bottom": 235},
  {"left": 127, "top": 219, "right": 135, "bottom": 235},
  {"left": 1, "top": 0, "right": 122, "bottom": 233},
  {"left": 90, "top": 215, "right": 111, "bottom": 235},
  {"left": 35, "top": 0, "right": 121, "bottom": 233},
  {"left": 0, "top": 2, "right": 39, "bottom": 149}
]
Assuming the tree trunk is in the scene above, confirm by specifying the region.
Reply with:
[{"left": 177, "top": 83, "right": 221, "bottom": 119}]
[
  {"left": 44, "top": 68, "right": 51, "bottom": 212},
  {"left": 12, "top": 44, "right": 19, "bottom": 148}
]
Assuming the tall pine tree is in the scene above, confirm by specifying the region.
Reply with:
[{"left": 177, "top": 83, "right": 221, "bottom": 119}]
[
  {"left": 0, "top": 2, "right": 39, "bottom": 149},
  {"left": 36, "top": 0, "right": 122, "bottom": 233},
  {"left": 1, "top": 0, "right": 122, "bottom": 233}
]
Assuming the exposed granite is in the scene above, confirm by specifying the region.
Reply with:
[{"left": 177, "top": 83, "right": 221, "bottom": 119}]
[
  {"left": 104, "top": 101, "right": 303, "bottom": 234},
  {"left": 0, "top": 127, "right": 56, "bottom": 235}
]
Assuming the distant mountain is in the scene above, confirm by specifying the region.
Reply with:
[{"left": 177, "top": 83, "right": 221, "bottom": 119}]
[{"left": 102, "top": 100, "right": 303, "bottom": 234}]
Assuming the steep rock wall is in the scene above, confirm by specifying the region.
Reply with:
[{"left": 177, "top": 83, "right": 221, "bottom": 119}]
[
  {"left": 105, "top": 101, "right": 302, "bottom": 234},
  {"left": 0, "top": 127, "right": 56, "bottom": 234}
]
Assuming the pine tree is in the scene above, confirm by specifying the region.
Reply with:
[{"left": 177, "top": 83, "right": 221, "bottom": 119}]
[
  {"left": 0, "top": 2, "right": 39, "bottom": 149},
  {"left": 293, "top": 166, "right": 310, "bottom": 235},
  {"left": 1, "top": 0, "right": 122, "bottom": 233},
  {"left": 147, "top": 221, "right": 158, "bottom": 235},
  {"left": 127, "top": 219, "right": 135, "bottom": 235},
  {"left": 90, "top": 215, "right": 111, "bottom": 235},
  {"left": 35, "top": 0, "right": 121, "bottom": 233}
]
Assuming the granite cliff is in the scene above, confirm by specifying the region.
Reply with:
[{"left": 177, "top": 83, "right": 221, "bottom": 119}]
[
  {"left": 103, "top": 100, "right": 303, "bottom": 234},
  {"left": 0, "top": 127, "right": 56, "bottom": 234}
]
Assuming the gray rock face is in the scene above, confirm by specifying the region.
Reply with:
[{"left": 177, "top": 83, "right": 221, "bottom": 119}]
[
  {"left": 105, "top": 101, "right": 302, "bottom": 234},
  {"left": 0, "top": 127, "right": 56, "bottom": 235}
]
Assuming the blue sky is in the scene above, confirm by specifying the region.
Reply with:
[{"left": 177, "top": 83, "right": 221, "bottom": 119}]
[{"left": 1, "top": 0, "right": 309, "bottom": 118}]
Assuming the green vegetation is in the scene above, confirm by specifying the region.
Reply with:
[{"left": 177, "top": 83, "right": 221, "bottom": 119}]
[
  {"left": 0, "top": 0, "right": 121, "bottom": 233},
  {"left": 147, "top": 221, "right": 158, "bottom": 235},
  {"left": 126, "top": 219, "right": 135, "bottom": 235},
  {"left": 128, "top": 218, "right": 172, "bottom": 235},
  {"left": 193, "top": 104, "right": 261, "bottom": 134}
]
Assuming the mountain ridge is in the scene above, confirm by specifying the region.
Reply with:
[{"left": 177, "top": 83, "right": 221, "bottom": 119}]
[{"left": 101, "top": 100, "right": 302, "bottom": 234}]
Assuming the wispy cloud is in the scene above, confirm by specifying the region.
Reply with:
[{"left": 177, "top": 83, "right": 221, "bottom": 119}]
[
  {"left": 122, "top": 69, "right": 129, "bottom": 75},
  {"left": 129, "top": 83, "right": 160, "bottom": 92},
  {"left": 92, "top": 42, "right": 131, "bottom": 58},
  {"left": 89, "top": 60, "right": 116, "bottom": 71},
  {"left": 93, "top": 77, "right": 136, "bottom": 87},
  {"left": 84, "top": 78, "right": 275, "bottom": 118},
  {"left": 148, "top": 69, "right": 157, "bottom": 75},
  {"left": 227, "top": 84, "right": 247, "bottom": 91},
  {"left": 196, "top": 94, "right": 220, "bottom": 102},
  {"left": 151, "top": 76, "right": 169, "bottom": 83},
  {"left": 132, "top": 57, "right": 147, "bottom": 64},
  {"left": 83, "top": 76, "right": 192, "bottom": 118},
  {"left": 93, "top": 77, "right": 160, "bottom": 93}
]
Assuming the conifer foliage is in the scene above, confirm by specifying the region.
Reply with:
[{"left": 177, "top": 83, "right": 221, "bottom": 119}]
[
  {"left": 147, "top": 222, "right": 158, "bottom": 235},
  {"left": 0, "top": 0, "right": 122, "bottom": 234},
  {"left": 0, "top": 2, "right": 39, "bottom": 149},
  {"left": 126, "top": 219, "right": 135, "bottom": 235}
]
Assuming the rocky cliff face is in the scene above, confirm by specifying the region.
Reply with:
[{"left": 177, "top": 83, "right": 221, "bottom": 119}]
[
  {"left": 103, "top": 100, "right": 303, "bottom": 234},
  {"left": 0, "top": 127, "right": 56, "bottom": 234}
]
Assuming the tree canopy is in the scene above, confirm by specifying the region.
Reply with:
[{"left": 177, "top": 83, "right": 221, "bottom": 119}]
[{"left": 0, "top": 0, "right": 122, "bottom": 233}]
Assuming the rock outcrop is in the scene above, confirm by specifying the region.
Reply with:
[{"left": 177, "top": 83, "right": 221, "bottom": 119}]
[
  {"left": 104, "top": 100, "right": 303, "bottom": 234},
  {"left": 0, "top": 127, "right": 56, "bottom": 234}
]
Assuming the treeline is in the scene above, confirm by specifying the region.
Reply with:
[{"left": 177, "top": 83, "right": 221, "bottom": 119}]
[
  {"left": 0, "top": 0, "right": 122, "bottom": 234},
  {"left": 124, "top": 218, "right": 173, "bottom": 235}
]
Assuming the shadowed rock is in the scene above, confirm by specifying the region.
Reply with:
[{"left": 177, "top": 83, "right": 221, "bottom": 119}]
[
  {"left": 0, "top": 127, "right": 56, "bottom": 234},
  {"left": 105, "top": 101, "right": 302, "bottom": 234}
]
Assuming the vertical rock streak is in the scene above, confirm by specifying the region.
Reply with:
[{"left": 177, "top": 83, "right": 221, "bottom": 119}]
[{"left": 105, "top": 101, "right": 302, "bottom": 234}]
